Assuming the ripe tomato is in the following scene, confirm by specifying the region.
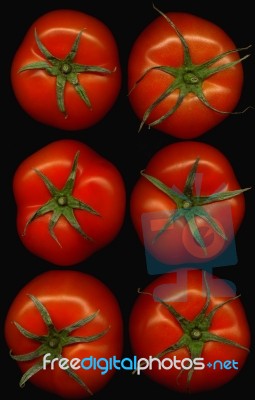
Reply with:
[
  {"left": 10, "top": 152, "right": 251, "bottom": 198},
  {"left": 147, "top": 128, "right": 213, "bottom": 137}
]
[
  {"left": 130, "top": 141, "right": 249, "bottom": 266},
  {"left": 4, "top": 270, "right": 123, "bottom": 398},
  {"left": 128, "top": 5, "right": 250, "bottom": 139},
  {"left": 129, "top": 268, "right": 250, "bottom": 393},
  {"left": 11, "top": 9, "right": 121, "bottom": 130},
  {"left": 13, "top": 139, "right": 126, "bottom": 266}
]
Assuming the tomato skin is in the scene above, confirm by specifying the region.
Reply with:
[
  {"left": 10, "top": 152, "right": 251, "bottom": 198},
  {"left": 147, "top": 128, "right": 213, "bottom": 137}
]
[
  {"left": 13, "top": 139, "right": 126, "bottom": 266},
  {"left": 130, "top": 141, "right": 246, "bottom": 265},
  {"left": 128, "top": 12, "right": 244, "bottom": 139},
  {"left": 4, "top": 270, "right": 123, "bottom": 398},
  {"left": 129, "top": 268, "right": 251, "bottom": 393},
  {"left": 11, "top": 9, "right": 121, "bottom": 130}
]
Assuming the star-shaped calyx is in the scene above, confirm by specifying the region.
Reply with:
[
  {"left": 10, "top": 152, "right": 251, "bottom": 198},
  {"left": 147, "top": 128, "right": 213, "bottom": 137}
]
[
  {"left": 129, "top": 4, "right": 251, "bottom": 132},
  {"left": 19, "top": 29, "right": 115, "bottom": 116},
  {"left": 10, "top": 295, "right": 109, "bottom": 395},
  {"left": 141, "top": 157, "right": 250, "bottom": 253},
  {"left": 134, "top": 271, "right": 249, "bottom": 391},
  {"left": 23, "top": 151, "right": 100, "bottom": 246}
]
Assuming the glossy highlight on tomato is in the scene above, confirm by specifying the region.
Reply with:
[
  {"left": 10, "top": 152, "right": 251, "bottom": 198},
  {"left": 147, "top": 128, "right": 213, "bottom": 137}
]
[
  {"left": 128, "top": 5, "right": 250, "bottom": 139},
  {"left": 11, "top": 9, "right": 121, "bottom": 130},
  {"left": 130, "top": 141, "right": 249, "bottom": 266},
  {"left": 4, "top": 270, "right": 123, "bottom": 398},
  {"left": 129, "top": 268, "right": 250, "bottom": 393},
  {"left": 13, "top": 139, "right": 126, "bottom": 266}
]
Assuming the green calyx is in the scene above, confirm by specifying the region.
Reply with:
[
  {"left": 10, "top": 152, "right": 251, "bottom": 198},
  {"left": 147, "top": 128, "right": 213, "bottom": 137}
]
[
  {"left": 141, "top": 158, "right": 250, "bottom": 253},
  {"left": 23, "top": 151, "right": 100, "bottom": 246},
  {"left": 19, "top": 29, "right": 116, "bottom": 116},
  {"left": 10, "top": 295, "right": 109, "bottom": 395},
  {"left": 129, "top": 4, "right": 251, "bottom": 132},
  {"left": 135, "top": 271, "right": 249, "bottom": 390}
]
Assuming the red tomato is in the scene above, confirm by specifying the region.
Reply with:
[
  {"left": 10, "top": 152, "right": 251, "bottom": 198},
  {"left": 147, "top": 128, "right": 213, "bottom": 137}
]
[
  {"left": 129, "top": 268, "right": 251, "bottom": 393},
  {"left": 4, "top": 270, "right": 123, "bottom": 398},
  {"left": 128, "top": 5, "right": 249, "bottom": 139},
  {"left": 13, "top": 139, "right": 126, "bottom": 266},
  {"left": 11, "top": 9, "right": 121, "bottom": 130},
  {"left": 130, "top": 141, "right": 249, "bottom": 266}
]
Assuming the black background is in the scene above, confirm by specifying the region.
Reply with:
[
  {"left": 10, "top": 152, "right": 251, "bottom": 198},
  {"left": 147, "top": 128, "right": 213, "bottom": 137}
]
[{"left": 2, "top": 0, "right": 254, "bottom": 398}]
